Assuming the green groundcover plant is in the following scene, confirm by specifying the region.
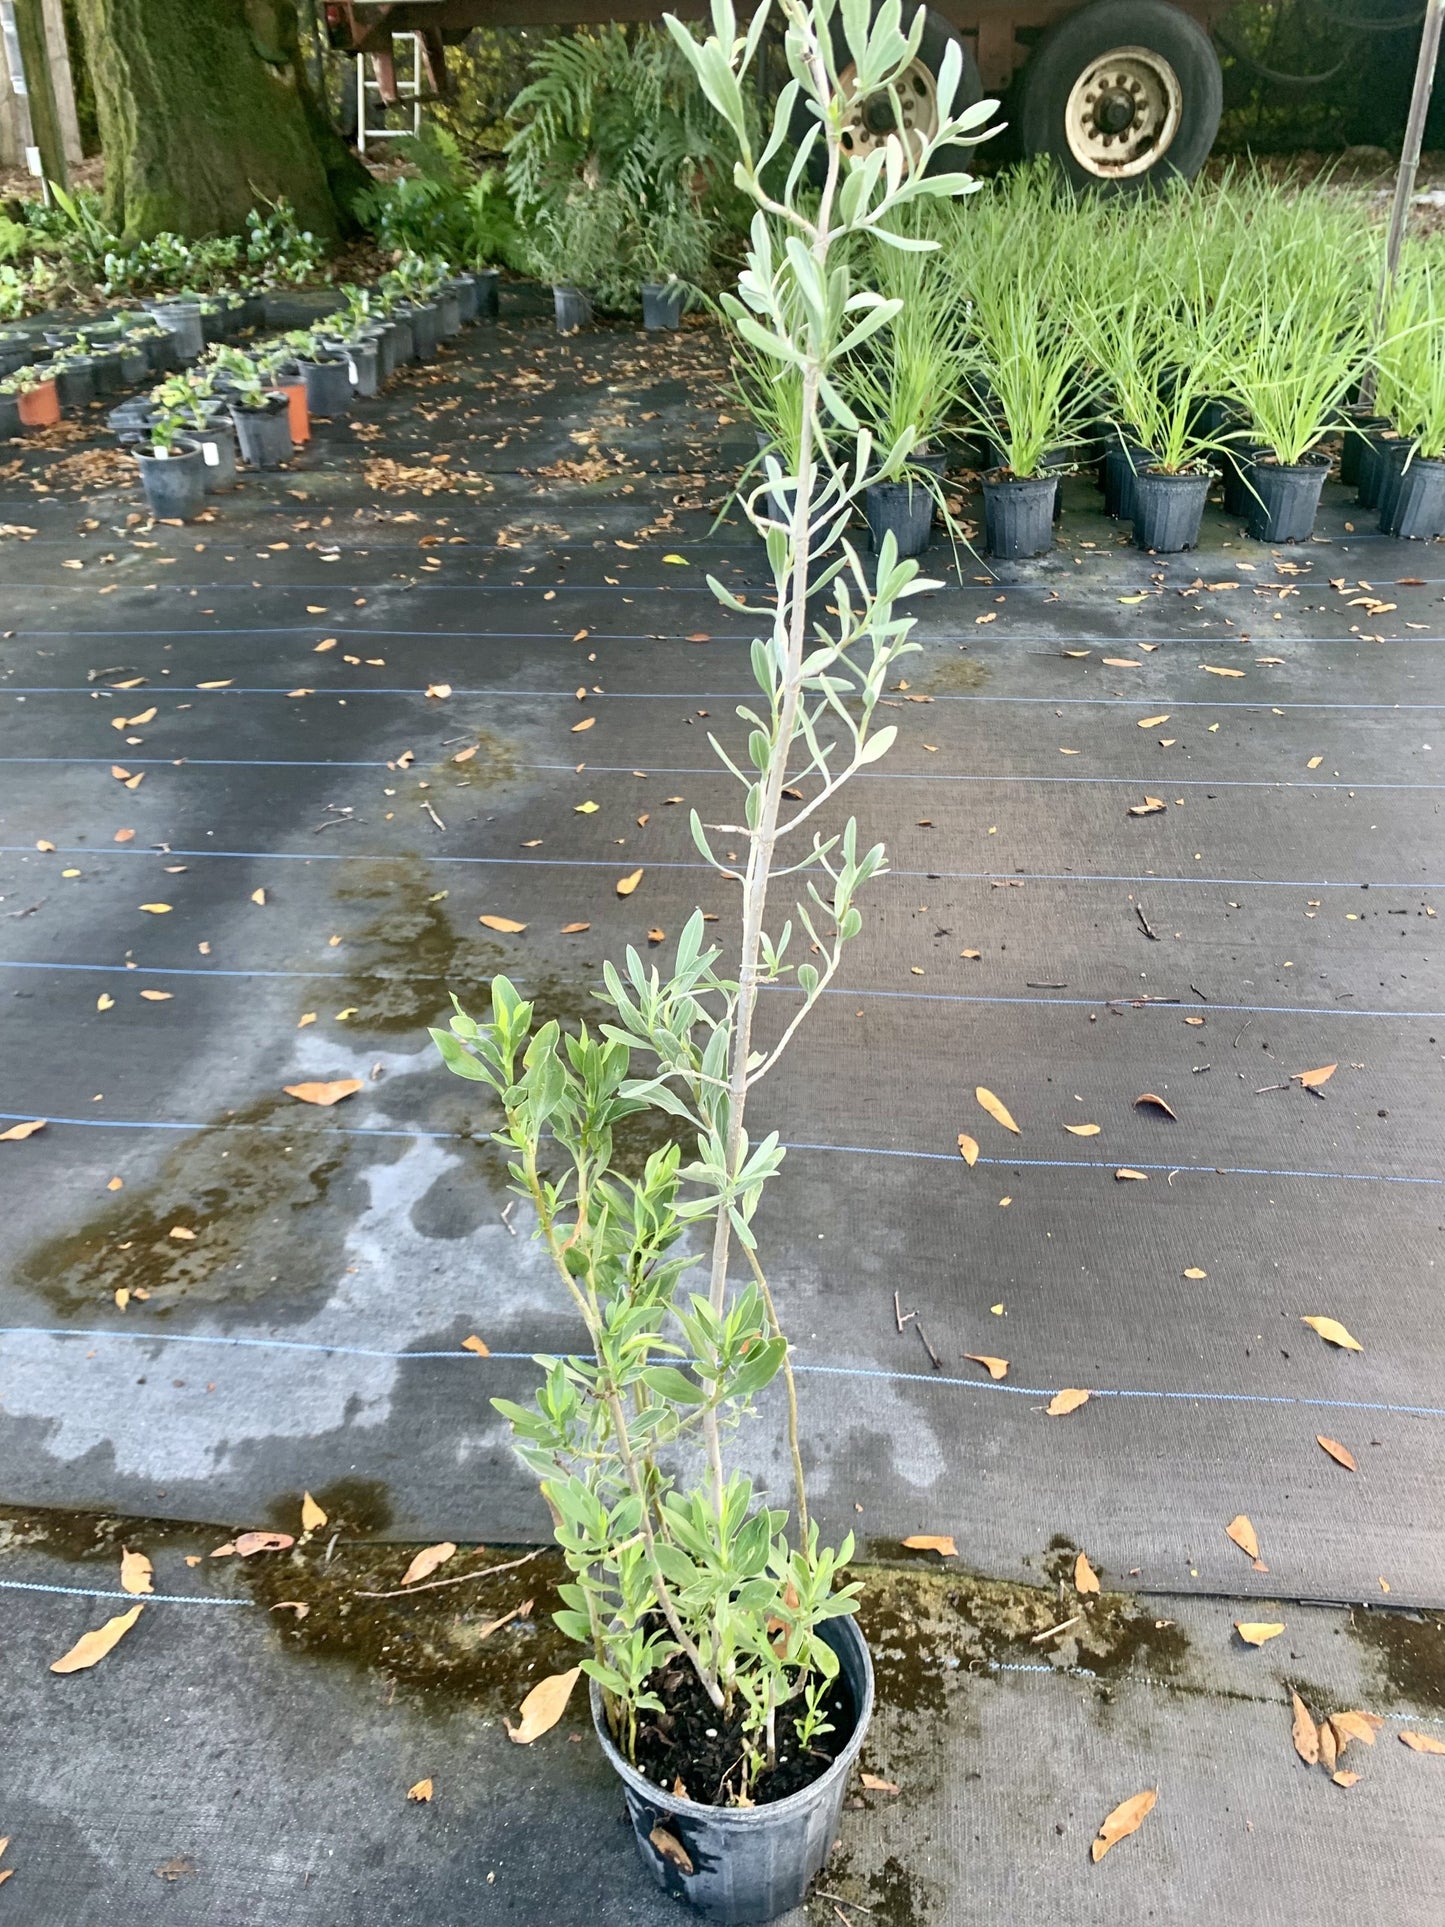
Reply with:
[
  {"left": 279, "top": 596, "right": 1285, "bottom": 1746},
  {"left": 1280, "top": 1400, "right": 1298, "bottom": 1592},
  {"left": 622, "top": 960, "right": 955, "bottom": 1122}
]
[{"left": 433, "top": 0, "right": 994, "bottom": 1803}]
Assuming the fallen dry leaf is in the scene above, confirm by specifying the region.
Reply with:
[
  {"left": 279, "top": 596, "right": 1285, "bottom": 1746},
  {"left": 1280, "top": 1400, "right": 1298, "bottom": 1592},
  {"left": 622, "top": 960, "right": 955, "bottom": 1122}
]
[
  {"left": 138, "top": 903, "right": 172, "bottom": 915},
  {"left": 1047, "top": 1388, "right": 1090, "bottom": 1417},
  {"left": 1333, "top": 1711, "right": 1381, "bottom": 1746},
  {"left": 1317, "top": 1436, "right": 1357, "bottom": 1471},
  {"left": 1332, "top": 1770, "right": 1361, "bottom": 1787},
  {"left": 1137, "top": 714, "right": 1171, "bottom": 728},
  {"left": 1319, "top": 1721, "right": 1338, "bottom": 1772},
  {"left": 1074, "top": 1551, "right": 1101, "bottom": 1594},
  {"left": 168, "top": 1226, "right": 196, "bottom": 1241},
  {"left": 271, "top": 1600, "right": 309, "bottom": 1619},
  {"left": 901, "top": 1534, "right": 956, "bottom": 1557},
  {"left": 560, "top": 922, "right": 591, "bottom": 935},
  {"left": 1134, "top": 1093, "right": 1178, "bottom": 1119},
  {"left": 1201, "top": 663, "right": 1246, "bottom": 677},
  {"left": 1127, "top": 796, "right": 1168, "bottom": 816},
  {"left": 479, "top": 914, "right": 527, "bottom": 934},
  {"left": 1302, "top": 1316, "right": 1362, "bottom": 1353},
  {"left": 461, "top": 1335, "right": 490, "bottom": 1356},
  {"left": 1115, "top": 1168, "right": 1149, "bottom": 1182},
  {"left": 1183, "top": 1267, "right": 1207, "bottom": 1280},
  {"left": 975, "top": 1086, "right": 1020, "bottom": 1134},
  {"left": 1293, "top": 1064, "right": 1337, "bottom": 1090},
  {"left": 1225, "top": 1515, "right": 1260, "bottom": 1560},
  {"left": 300, "top": 1492, "right": 327, "bottom": 1532},
  {"left": 210, "top": 1532, "right": 294, "bottom": 1559},
  {"left": 956, "top": 1132, "right": 979, "bottom": 1167},
  {"left": 506, "top": 1666, "right": 581, "bottom": 1744},
  {"left": 250, "top": 888, "right": 266, "bottom": 906},
  {"left": 1292, "top": 1691, "right": 1320, "bottom": 1765},
  {"left": 401, "top": 1542, "right": 457, "bottom": 1588},
  {"left": 860, "top": 1773, "right": 901, "bottom": 1794},
  {"left": 1091, "top": 1788, "right": 1156, "bottom": 1863},
  {"left": 648, "top": 1826, "right": 694, "bottom": 1873},
  {"left": 571, "top": 716, "right": 596, "bottom": 732},
  {"left": 0, "top": 1119, "right": 45, "bottom": 1141},
  {"left": 425, "top": 683, "right": 451, "bottom": 700},
  {"left": 963, "top": 1353, "right": 1008, "bottom": 1380},
  {"left": 616, "top": 869, "right": 643, "bottom": 897},
  {"left": 283, "top": 1080, "right": 362, "bottom": 1107},
  {"left": 1235, "top": 1621, "right": 1285, "bottom": 1647},
  {"left": 139, "top": 990, "right": 172, "bottom": 1002},
  {"left": 406, "top": 1779, "right": 434, "bottom": 1803},
  {"left": 120, "top": 1548, "right": 153, "bottom": 1596},
  {"left": 1399, "top": 1730, "right": 1445, "bottom": 1754},
  {"left": 51, "top": 1603, "right": 143, "bottom": 1674}
]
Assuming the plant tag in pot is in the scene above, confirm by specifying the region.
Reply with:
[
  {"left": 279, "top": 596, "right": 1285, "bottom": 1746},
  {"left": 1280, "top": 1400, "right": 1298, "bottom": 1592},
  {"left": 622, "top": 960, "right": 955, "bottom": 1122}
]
[
  {"left": 347, "top": 360, "right": 358, "bottom": 384},
  {"left": 155, "top": 447, "right": 169, "bottom": 460},
  {"left": 202, "top": 442, "right": 219, "bottom": 466}
]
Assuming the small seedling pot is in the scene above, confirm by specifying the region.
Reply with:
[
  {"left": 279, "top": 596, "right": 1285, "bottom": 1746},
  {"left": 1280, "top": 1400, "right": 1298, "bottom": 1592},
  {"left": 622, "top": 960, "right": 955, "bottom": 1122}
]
[
  {"left": 136, "top": 331, "right": 178, "bottom": 374},
  {"left": 864, "top": 472, "right": 936, "bottom": 559},
  {"left": 591, "top": 1614, "right": 874, "bottom": 1926},
  {"left": 87, "top": 349, "right": 126, "bottom": 398},
  {"left": 0, "top": 327, "right": 33, "bottom": 376},
  {"left": 1381, "top": 455, "right": 1445, "bottom": 540},
  {"left": 1245, "top": 454, "right": 1329, "bottom": 543},
  {"left": 981, "top": 470, "right": 1057, "bottom": 560},
  {"left": 450, "top": 275, "right": 479, "bottom": 325},
  {"left": 406, "top": 300, "right": 441, "bottom": 360},
  {"left": 54, "top": 358, "right": 96, "bottom": 411},
  {"left": 17, "top": 376, "right": 60, "bottom": 427},
  {"left": 435, "top": 288, "right": 462, "bottom": 337},
  {"left": 641, "top": 282, "right": 685, "bottom": 331},
  {"left": 472, "top": 268, "right": 500, "bottom": 318},
  {"left": 151, "top": 303, "right": 205, "bottom": 362},
  {"left": 1340, "top": 411, "right": 1386, "bottom": 489},
  {"left": 188, "top": 420, "right": 239, "bottom": 492},
  {"left": 135, "top": 439, "right": 206, "bottom": 519},
  {"left": 388, "top": 312, "right": 416, "bottom": 366},
  {"left": 118, "top": 344, "right": 150, "bottom": 386},
  {"left": 230, "top": 393, "right": 293, "bottom": 468},
  {"left": 297, "top": 352, "right": 352, "bottom": 419},
  {"left": 0, "top": 392, "right": 21, "bottom": 436},
  {"left": 553, "top": 284, "right": 592, "bottom": 335},
  {"left": 335, "top": 336, "right": 380, "bottom": 399},
  {"left": 1101, "top": 429, "right": 1153, "bottom": 521},
  {"left": 1132, "top": 467, "right": 1212, "bottom": 552}
]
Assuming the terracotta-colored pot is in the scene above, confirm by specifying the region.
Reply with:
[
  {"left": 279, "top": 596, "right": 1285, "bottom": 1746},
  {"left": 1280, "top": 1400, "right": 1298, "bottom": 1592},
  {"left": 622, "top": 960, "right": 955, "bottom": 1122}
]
[
  {"left": 280, "top": 380, "right": 309, "bottom": 444},
  {"left": 17, "top": 377, "right": 59, "bottom": 427}
]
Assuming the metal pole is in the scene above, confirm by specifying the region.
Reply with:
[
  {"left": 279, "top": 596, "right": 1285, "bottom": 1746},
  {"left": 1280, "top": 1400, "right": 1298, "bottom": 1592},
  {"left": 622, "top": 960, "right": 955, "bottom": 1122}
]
[{"left": 1361, "top": 0, "right": 1444, "bottom": 408}]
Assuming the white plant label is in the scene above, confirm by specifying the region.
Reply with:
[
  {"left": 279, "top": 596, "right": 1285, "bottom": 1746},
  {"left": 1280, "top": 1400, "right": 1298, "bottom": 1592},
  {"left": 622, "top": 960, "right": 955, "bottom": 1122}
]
[{"left": 202, "top": 442, "right": 219, "bottom": 466}]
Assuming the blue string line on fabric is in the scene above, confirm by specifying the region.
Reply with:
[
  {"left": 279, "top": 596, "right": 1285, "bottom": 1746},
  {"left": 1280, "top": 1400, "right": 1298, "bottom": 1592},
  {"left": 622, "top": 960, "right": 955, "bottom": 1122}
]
[
  {"left": 0, "top": 1578, "right": 251, "bottom": 1607},
  {"left": 0, "top": 1113, "right": 1437, "bottom": 1189}
]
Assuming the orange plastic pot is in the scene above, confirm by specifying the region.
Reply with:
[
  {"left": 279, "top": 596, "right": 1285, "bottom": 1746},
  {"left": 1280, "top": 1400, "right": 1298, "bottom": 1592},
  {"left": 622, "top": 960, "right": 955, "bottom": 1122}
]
[
  {"left": 281, "top": 380, "right": 309, "bottom": 444},
  {"left": 17, "top": 377, "right": 59, "bottom": 427}
]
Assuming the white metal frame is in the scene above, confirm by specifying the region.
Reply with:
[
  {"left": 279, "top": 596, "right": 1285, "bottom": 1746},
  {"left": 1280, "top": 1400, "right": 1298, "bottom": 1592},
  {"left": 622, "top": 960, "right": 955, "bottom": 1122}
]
[{"left": 356, "top": 32, "right": 422, "bottom": 156}]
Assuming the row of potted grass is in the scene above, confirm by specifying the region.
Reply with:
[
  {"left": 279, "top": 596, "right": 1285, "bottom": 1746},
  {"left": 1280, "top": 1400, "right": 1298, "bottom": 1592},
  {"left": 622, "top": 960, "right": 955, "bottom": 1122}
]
[{"left": 731, "top": 167, "right": 1445, "bottom": 561}]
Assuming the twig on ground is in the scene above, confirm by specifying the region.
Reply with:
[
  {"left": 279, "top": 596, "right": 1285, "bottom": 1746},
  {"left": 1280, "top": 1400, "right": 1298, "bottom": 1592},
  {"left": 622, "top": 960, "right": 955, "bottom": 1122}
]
[
  {"left": 914, "top": 1322, "right": 942, "bottom": 1371},
  {"left": 356, "top": 1546, "right": 545, "bottom": 1600},
  {"left": 1135, "top": 903, "right": 1161, "bottom": 941},
  {"left": 1030, "top": 1614, "right": 1081, "bottom": 1644}
]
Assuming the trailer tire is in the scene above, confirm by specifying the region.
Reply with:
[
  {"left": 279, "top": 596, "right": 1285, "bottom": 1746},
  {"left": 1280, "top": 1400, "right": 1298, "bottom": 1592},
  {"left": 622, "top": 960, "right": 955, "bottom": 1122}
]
[
  {"left": 792, "top": 4, "right": 989, "bottom": 181},
  {"left": 1017, "top": 0, "right": 1221, "bottom": 189}
]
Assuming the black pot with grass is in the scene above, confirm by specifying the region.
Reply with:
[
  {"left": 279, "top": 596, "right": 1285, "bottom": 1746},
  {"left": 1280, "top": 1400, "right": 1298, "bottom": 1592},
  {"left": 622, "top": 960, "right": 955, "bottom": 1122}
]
[
  {"left": 1245, "top": 454, "right": 1330, "bottom": 543},
  {"left": 982, "top": 470, "right": 1056, "bottom": 559},
  {"left": 1357, "top": 428, "right": 1407, "bottom": 511},
  {"left": 1132, "top": 467, "right": 1212, "bottom": 552},
  {"left": 1381, "top": 456, "right": 1445, "bottom": 540},
  {"left": 1102, "top": 427, "right": 1154, "bottom": 520}
]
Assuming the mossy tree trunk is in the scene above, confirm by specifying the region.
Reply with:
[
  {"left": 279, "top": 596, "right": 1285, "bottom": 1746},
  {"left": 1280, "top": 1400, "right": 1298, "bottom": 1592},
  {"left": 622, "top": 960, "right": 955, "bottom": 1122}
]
[{"left": 73, "top": 0, "right": 369, "bottom": 240}]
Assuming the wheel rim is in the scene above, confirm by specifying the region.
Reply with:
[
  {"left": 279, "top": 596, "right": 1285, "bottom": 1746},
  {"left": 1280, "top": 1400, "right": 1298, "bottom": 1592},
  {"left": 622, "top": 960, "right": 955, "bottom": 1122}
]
[
  {"left": 838, "top": 57, "right": 940, "bottom": 164},
  {"left": 1063, "top": 45, "right": 1182, "bottom": 179}
]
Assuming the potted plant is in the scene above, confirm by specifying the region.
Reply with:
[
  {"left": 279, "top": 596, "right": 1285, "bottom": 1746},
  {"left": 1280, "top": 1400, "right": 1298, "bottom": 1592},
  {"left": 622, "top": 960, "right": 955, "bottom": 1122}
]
[
  {"left": 280, "top": 326, "right": 352, "bottom": 420},
  {"left": 1374, "top": 267, "right": 1445, "bottom": 541},
  {"left": 1226, "top": 283, "right": 1366, "bottom": 544},
  {"left": 433, "top": 5, "right": 994, "bottom": 1919},
  {"left": 458, "top": 167, "right": 519, "bottom": 318},
  {"left": 2, "top": 362, "right": 60, "bottom": 428},
  {"left": 209, "top": 345, "right": 293, "bottom": 468},
  {"left": 146, "top": 370, "right": 237, "bottom": 490},
  {"left": 132, "top": 405, "right": 207, "bottom": 520},
  {"left": 628, "top": 191, "right": 715, "bottom": 332},
  {"left": 524, "top": 188, "right": 630, "bottom": 334},
  {"left": 49, "top": 344, "right": 97, "bottom": 413},
  {"left": 383, "top": 251, "right": 450, "bottom": 360}
]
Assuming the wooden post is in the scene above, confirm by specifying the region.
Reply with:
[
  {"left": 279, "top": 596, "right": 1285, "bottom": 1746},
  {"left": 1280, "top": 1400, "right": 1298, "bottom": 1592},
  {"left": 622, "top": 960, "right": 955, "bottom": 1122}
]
[
  {"left": 40, "top": 0, "right": 82, "bottom": 167},
  {"left": 11, "top": 0, "right": 69, "bottom": 188},
  {"left": 1361, "top": 0, "right": 1444, "bottom": 407}
]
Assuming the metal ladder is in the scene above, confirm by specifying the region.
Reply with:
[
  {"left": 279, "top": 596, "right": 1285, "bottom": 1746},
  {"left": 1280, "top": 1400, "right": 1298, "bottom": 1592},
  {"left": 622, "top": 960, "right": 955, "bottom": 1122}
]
[{"left": 356, "top": 31, "right": 422, "bottom": 156}]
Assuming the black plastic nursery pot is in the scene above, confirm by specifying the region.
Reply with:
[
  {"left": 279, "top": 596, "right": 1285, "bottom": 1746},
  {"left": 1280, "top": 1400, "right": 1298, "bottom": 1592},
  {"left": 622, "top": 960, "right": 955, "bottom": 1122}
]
[
  {"left": 864, "top": 473, "right": 936, "bottom": 558},
  {"left": 981, "top": 470, "right": 1057, "bottom": 559},
  {"left": 1221, "top": 442, "right": 1267, "bottom": 519},
  {"left": 336, "top": 337, "right": 380, "bottom": 399},
  {"left": 230, "top": 395, "right": 292, "bottom": 468},
  {"left": 1245, "top": 454, "right": 1329, "bottom": 543},
  {"left": 1102, "top": 431, "right": 1154, "bottom": 521},
  {"left": 134, "top": 440, "right": 207, "bottom": 520},
  {"left": 1381, "top": 455, "right": 1445, "bottom": 540},
  {"left": 592, "top": 1615, "right": 874, "bottom": 1926},
  {"left": 473, "top": 268, "right": 500, "bottom": 318},
  {"left": 1132, "top": 467, "right": 1212, "bottom": 553},
  {"left": 642, "top": 282, "right": 685, "bottom": 331},
  {"left": 0, "top": 393, "right": 20, "bottom": 437},
  {"left": 53, "top": 360, "right": 95, "bottom": 411},
  {"left": 87, "top": 350, "right": 126, "bottom": 398},
  {"left": 1375, "top": 441, "right": 1415, "bottom": 531},
  {"left": 436, "top": 288, "right": 462, "bottom": 337},
  {"left": 406, "top": 301, "right": 440, "bottom": 360},
  {"left": 1340, "top": 411, "right": 1386, "bottom": 489},
  {"left": 118, "top": 344, "right": 149, "bottom": 385},
  {"left": 151, "top": 303, "right": 204, "bottom": 361},
  {"left": 451, "top": 275, "right": 479, "bottom": 325},
  {"left": 187, "top": 421, "right": 238, "bottom": 492},
  {"left": 298, "top": 354, "right": 351, "bottom": 419},
  {"left": 389, "top": 313, "right": 416, "bottom": 366},
  {"left": 553, "top": 285, "right": 593, "bottom": 335},
  {"left": 1357, "top": 429, "right": 1406, "bottom": 512}
]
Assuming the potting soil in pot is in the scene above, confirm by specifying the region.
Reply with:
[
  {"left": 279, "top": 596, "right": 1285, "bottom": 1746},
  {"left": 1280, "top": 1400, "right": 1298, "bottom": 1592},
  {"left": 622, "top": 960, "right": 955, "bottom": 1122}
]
[{"left": 630, "top": 1655, "right": 857, "bottom": 1806}]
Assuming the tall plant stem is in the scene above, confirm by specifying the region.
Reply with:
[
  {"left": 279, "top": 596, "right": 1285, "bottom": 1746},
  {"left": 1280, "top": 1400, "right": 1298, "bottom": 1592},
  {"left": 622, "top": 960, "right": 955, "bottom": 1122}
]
[{"left": 745, "top": 1242, "right": 808, "bottom": 1541}]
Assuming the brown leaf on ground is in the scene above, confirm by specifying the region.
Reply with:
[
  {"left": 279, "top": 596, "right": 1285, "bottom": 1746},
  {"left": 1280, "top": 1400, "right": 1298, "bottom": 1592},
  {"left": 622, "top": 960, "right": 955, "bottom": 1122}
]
[
  {"left": 648, "top": 1826, "right": 694, "bottom": 1874},
  {"left": 901, "top": 1535, "right": 957, "bottom": 1557},
  {"left": 963, "top": 1353, "right": 1008, "bottom": 1380},
  {"left": 1332, "top": 1711, "right": 1382, "bottom": 1745},
  {"left": 1091, "top": 1789, "right": 1157, "bottom": 1863},
  {"left": 406, "top": 1779, "right": 434, "bottom": 1803},
  {"left": 1225, "top": 1515, "right": 1260, "bottom": 1560},
  {"left": 506, "top": 1666, "right": 581, "bottom": 1743},
  {"left": 560, "top": 922, "right": 591, "bottom": 934},
  {"left": 571, "top": 716, "right": 595, "bottom": 732},
  {"left": 1291, "top": 1692, "right": 1319, "bottom": 1764},
  {"left": 1074, "top": 1551, "right": 1101, "bottom": 1594},
  {"left": 1134, "top": 1093, "right": 1178, "bottom": 1119},
  {"left": 1115, "top": 1168, "right": 1148, "bottom": 1181},
  {"left": 0, "top": 1119, "right": 45, "bottom": 1141},
  {"left": 956, "top": 1132, "right": 979, "bottom": 1166},
  {"left": 1293, "top": 1064, "right": 1337, "bottom": 1089},
  {"left": 1302, "top": 1316, "right": 1363, "bottom": 1352},
  {"left": 1047, "top": 1388, "right": 1090, "bottom": 1417},
  {"left": 1319, "top": 1720, "right": 1338, "bottom": 1771},
  {"left": 283, "top": 1080, "right": 362, "bottom": 1107},
  {"left": 479, "top": 914, "right": 526, "bottom": 933},
  {"left": 461, "top": 1335, "right": 490, "bottom": 1356},
  {"left": 210, "top": 1532, "right": 294, "bottom": 1559},
  {"left": 1065, "top": 1122, "right": 1100, "bottom": 1136},
  {"left": 1317, "top": 1436, "right": 1357, "bottom": 1471},
  {"left": 1183, "top": 1267, "right": 1207, "bottom": 1279},
  {"left": 1235, "top": 1621, "right": 1285, "bottom": 1647},
  {"left": 616, "top": 869, "right": 643, "bottom": 896},
  {"left": 1127, "top": 796, "right": 1168, "bottom": 816},
  {"left": 1332, "top": 1770, "right": 1361, "bottom": 1787},
  {"left": 300, "top": 1492, "right": 328, "bottom": 1532},
  {"left": 401, "top": 1543, "right": 457, "bottom": 1588},
  {"left": 1400, "top": 1730, "right": 1445, "bottom": 1754},
  {"left": 975, "top": 1086, "right": 1020, "bottom": 1133},
  {"left": 860, "top": 1773, "right": 901, "bottom": 1793},
  {"left": 119, "top": 1548, "right": 153, "bottom": 1596},
  {"left": 51, "top": 1603, "right": 144, "bottom": 1673}
]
